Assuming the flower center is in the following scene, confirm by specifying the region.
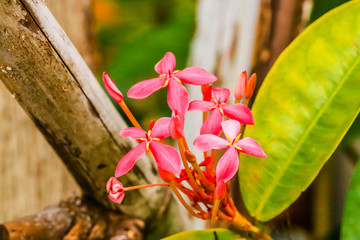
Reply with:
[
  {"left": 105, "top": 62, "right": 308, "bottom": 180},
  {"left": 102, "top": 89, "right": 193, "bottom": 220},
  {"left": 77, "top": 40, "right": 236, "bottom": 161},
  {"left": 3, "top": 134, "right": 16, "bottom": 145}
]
[
  {"left": 209, "top": 97, "right": 226, "bottom": 115},
  {"left": 224, "top": 133, "right": 242, "bottom": 150},
  {"left": 136, "top": 131, "right": 161, "bottom": 151},
  {"left": 160, "top": 70, "right": 182, "bottom": 88}
]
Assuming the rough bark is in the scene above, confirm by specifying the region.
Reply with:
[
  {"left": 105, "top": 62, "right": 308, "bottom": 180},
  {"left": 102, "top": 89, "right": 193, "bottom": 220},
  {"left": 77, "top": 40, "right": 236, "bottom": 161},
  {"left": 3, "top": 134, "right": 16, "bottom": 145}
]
[
  {"left": 251, "top": 0, "right": 305, "bottom": 98},
  {"left": 0, "top": 197, "right": 144, "bottom": 240},
  {"left": 0, "top": 0, "right": 188, "bottom": 236}
]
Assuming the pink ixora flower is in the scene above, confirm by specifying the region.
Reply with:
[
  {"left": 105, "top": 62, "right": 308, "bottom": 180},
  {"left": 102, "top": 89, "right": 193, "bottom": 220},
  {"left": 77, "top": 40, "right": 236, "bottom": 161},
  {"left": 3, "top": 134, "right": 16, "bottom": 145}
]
[
  {"left": 127, "top": 52, "right": 217, "bottom": 113},
  {"left": 189, "top": 87, "right": 254, "bottom": 136},
  {"left": 193, "top": 120, "right": 266, "bottom": 183},
  {"left": 106, "top": 177, "right": 125, "bottom": 204},
  {"left": 115, "top": 118, "right": 181, "bottom": 177}
]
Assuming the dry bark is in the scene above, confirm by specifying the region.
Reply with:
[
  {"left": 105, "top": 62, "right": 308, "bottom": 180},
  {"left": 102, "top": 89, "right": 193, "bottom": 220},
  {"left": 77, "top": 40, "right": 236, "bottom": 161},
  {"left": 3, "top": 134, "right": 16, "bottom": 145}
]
[
  {"left": 0, "top": 197, "right": 144, "bottom": 240},
  {"left": 0, "top": 0, "right": 188, "bottom": 237}
]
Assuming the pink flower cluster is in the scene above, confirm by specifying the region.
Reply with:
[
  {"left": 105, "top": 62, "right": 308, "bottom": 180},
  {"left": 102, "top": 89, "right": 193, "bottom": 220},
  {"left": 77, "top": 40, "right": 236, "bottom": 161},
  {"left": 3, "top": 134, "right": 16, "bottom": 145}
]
[{"left": 104, "top": 52, "right": 266, "bottom": 214}]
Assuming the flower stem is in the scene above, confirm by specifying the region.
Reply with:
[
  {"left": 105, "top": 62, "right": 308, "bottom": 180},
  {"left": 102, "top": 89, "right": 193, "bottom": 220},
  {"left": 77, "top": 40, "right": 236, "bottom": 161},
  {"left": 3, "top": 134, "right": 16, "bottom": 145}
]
[
  {"left": 169, "top": 180, "right": 202, "bottom": 218},
  {"left": 193, "top": 161, "right": 212, "bottom": 188},
  {"left": 177, "top": 138, "right": 209, "bottom": 199},
  {"left": 181, "top": 138, "right": 212, "bottom": 188},
  {"left": 123, "top": 183, "right": 168, "bottom": 191},
  {"left": 206, "top": 149, "right": 216, "bottom": 176},
  {"left": 211, "top": 199, "right": 221, "bottom": 224},
  {"left": 119, "top": 101, "right": 142, "bottom": 129}
]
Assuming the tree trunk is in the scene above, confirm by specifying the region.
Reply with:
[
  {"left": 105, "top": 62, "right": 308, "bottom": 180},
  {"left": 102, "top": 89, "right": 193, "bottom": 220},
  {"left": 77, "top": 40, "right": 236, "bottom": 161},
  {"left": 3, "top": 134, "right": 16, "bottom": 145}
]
[{"left": 0, "top": 0, "right": 189, "bottom": 238}]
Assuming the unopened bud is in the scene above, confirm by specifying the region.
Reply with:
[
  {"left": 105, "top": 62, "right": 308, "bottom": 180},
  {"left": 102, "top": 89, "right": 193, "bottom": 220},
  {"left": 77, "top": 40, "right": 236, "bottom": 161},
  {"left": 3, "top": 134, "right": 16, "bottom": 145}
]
[
  {"left": 149, "top": 119, "right": 156, "bottom": 131},
  {"left": 215, "top": 180, "right": 226, "bottom": 200},
  {"left": 158, "top": 166, "right": 174, "bottom": 183},
  {"left": 245, "top": 73, "right": 256, "bottom": 99},
  {"left": 103, "top": 72, "right": 123, "bottom": 102},
  {"left": 185, "top": 150, "right": 196, "bottom": 163},
  {"left": 170, "top": 114, "right": 184, "bottom": 139},
  {"left": 201, "top": 84, "right": 212, "bottom": 101},
  {"left": 234, "top": 71, "right": 247, "bottom": 100}
]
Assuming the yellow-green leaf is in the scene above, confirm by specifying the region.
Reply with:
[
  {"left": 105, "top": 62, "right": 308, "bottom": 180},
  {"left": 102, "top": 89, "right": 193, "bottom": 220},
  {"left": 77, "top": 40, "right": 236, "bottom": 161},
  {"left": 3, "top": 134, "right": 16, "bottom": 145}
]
[
  {"left": 341, "top": 159, "right": 360, "bottom": 240},
  {"left": 240, "top": 1, "right": 360, "bottom": 221},
  {"left": 162, "top": 228, "right": 242, "bottom": 240}
]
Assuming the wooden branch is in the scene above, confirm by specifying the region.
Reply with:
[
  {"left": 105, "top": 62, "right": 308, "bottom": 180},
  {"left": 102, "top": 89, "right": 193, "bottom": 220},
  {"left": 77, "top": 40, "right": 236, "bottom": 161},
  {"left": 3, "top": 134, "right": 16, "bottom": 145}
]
[
  {"left": 251, "top": 0, "right": 305, "bottom": 98},
  {"left": 0, "top": 197, "right": 144, "bottom": 240},
  {"left": 0, "top": 0, "right": 189, "bottom": 234}
]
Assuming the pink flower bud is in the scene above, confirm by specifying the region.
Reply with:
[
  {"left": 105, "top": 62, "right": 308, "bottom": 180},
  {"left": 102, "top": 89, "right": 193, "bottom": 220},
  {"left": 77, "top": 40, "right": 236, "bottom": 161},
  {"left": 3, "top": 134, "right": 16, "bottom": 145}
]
[
  {"left": 215, "top": 180, "right": 226, "bottom": 200},
  {"left": 234, "top": 71, "right": 247, "bottom": 100},
  {"left": 201, "top": 84, "right": 212, "bottom": 101},
  {"left": 106, "top": 177, "right": 125, "bottom": 204},
  {"left": 158, "top": 166, "right": 174, "bottom": 183},
  {"left": 103, "top": 72, "right": 123, "bottom": 102},
  {"left": 245, "top": 73, "right": 256, "bottom": 99},
  {"left": 149, "top": 119, "right": 156, "bottom": 131},
  {"left": 169, "top": 113, "right": 184, "bottom": 139}
]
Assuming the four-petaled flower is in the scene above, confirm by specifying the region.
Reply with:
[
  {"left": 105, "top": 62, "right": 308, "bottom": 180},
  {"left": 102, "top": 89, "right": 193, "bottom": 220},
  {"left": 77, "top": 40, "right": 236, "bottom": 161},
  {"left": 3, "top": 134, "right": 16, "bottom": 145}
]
[
  {"left": 115, "top": 118, "right": 181, "bottom": 177},
  {"left": 189, "top": 87, "right": 254, "bottom": 136},
  {"left": 127, "top": 52, "right": 217, "bottom": 113},
  {"left": 193, "top": 120, "right": 266, "bottom": 183},
  {"left": 106, "top": 177, "right": 125, "bottom": 204}
]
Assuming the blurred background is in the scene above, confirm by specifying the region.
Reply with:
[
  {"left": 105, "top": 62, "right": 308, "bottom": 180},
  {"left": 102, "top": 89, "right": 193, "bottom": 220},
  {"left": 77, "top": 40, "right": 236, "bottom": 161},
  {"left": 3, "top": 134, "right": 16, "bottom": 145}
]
[{"left": 1, "top": 0, "right": 359, "bottom": 239}]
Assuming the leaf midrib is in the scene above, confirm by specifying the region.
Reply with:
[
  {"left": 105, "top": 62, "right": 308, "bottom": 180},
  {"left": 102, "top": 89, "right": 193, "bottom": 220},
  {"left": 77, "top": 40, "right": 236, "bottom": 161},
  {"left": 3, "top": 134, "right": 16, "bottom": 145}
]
[{"left": 254, "top": 52, "right": 360, "bottom": 217}]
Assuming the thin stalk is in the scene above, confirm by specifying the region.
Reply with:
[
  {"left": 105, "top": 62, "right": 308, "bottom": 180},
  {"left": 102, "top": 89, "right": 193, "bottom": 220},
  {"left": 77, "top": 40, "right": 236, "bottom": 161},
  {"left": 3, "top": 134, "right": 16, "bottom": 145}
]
[
  {"left": 211, "top": 199, "right": 221, "bottom": 224},
  {"left": 181, "top": 138, "right": 212, "bottom": 187},
  {"left": 177, "top": 138, "right": 209, "bottom": 199},
  {"left": 193, "top": 161, "right": 212, "bottom": 188},
  {"left": 119, "top": 101, "right": 141, "bottom": 129},
  {"left": 169, "top": 181, "right": 202, "bottom": 218},
  {"left": 123, "top": 183, "right": 168, "bottom": 191}
]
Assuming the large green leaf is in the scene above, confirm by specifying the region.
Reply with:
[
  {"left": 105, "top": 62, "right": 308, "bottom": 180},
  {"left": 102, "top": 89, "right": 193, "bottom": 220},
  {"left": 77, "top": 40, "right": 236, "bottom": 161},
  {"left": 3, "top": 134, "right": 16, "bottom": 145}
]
[
  {"left": 341, "top": 159, "right": 360, "bottom": 240},
  {"left": 239, "top": 1, "right": 360, "bottom": 221},
  {"left": 162, "top": 228, "right": 242, "bottom": 240}
]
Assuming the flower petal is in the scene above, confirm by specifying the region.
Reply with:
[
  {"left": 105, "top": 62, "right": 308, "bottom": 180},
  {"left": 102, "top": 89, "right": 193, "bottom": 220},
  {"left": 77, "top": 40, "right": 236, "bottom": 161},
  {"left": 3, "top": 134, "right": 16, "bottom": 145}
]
[
  {"left": 200, "top": 109, "right": 223, "bottom": 136},
  {"left": 151, "top": 117, "right": 171, "bottom": 139},
  {"left": 167, "top": 79, "right": 189, "bottom": 113},
  {"left": 127, "top": 77, "right": 166, "bottom": 99},
  {"left": 216, "top": 147, "right": 239, "bottom": 183},
  {"left": 149, "top": 141, "right": 181, "bottom": 174},
  {"left": 155, "top": 52, "right": 176, "bottom": 74},
  {"left": 234, "top": 137, "right": 267, "bottom": 157},
  {"left": 193, "top": 134, "right": 228, "bottom": 152},
  {"left": 212, "top": 87, "right": 230, "bottom": 103},
  {"left": 103, "top": 72, "right": 123, "bottom": 102},
  {"left": 188, "top": 100, "right": 215, "bottom": 111},
  {"left": 115, "top": 142, "right": 147, "bottom": 177},
  {"left": 109, "top": 191, "right": 125, "bottom": 204},
  {"left": 221, "top": 120, "right": 240, "bottom": 142},
  {"left": 120, "top": 127, "right": 146, "bottom": 140},
  {"left": 174, "top": 67, "right": 217, "bottom": 85},
  {"left": 222, "top": 104, "right": 254, "bottom": 125}
]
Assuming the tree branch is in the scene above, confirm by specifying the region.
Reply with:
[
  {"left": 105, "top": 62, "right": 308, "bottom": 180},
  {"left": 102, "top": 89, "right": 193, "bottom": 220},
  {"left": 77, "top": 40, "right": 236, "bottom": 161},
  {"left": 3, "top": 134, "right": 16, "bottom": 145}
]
[{"left": 0, "top": 0, "right": 189, "bottom": 236}]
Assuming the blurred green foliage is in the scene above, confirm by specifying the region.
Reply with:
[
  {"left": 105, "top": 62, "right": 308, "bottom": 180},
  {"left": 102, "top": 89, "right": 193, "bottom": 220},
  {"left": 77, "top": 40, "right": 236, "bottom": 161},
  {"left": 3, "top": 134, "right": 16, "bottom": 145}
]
[
  {"left": 309, "top": 0, "right": 349, "bottom": 24},
  {"left": 95, "top": 0, "right": 196, "bottom": 127}
]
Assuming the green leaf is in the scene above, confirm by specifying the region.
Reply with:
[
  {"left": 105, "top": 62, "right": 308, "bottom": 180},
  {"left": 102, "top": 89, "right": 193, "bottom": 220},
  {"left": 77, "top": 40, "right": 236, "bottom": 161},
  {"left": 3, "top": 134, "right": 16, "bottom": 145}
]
[
  {"left": 341, "top": 159, "right": 360, "bottom": 240},
  {"left": 239, "top": 1, "right": 360, "bottom": 222},
  {"left": 161, "top": 228, "right": 242, "bottom": 240}
]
